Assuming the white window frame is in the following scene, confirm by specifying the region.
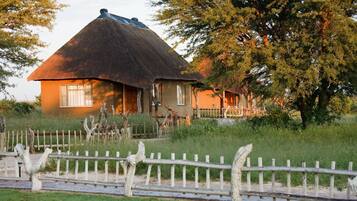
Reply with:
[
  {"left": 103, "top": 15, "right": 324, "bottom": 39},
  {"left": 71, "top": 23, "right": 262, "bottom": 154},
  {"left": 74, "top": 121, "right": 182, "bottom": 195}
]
[
  {"left": 176, "top": 84, "right": 186, "bottom": 106},
  {"left": 59, "top": 84, "right": 93, "bottom": 108}
]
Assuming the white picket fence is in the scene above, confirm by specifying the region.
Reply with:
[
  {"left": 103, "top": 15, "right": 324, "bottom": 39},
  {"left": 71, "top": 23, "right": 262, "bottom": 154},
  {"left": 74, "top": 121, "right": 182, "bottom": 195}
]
[
  {"left": 194, "top": 106, "right": 265, "bottom": 119},
  {"left": 1, "top": 124, "right": 168, "bottom": 152},
  {"left": 0, "top": 145, "right": 356, "bottom": 200}
]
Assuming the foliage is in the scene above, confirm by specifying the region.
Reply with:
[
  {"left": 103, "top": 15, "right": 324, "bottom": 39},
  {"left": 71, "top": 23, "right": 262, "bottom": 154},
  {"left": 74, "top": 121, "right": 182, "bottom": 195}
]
[
  {"left": 152, "top": 0, "right": 357, "bottom": 127},
  {"left": 248, "top": 104, "right": 299, "bottom": 129},
  {"left": 328, "top": 96, "right": 353, "bottom": 115},
  {"left": 0, "top": 189, "right": 165, "bottom": 201},
  {"left": 0, "top": 99, "right": 35, "bottom": 115},
  {"left": 0, "top": 0, "right": 64, "bottom": 93}
]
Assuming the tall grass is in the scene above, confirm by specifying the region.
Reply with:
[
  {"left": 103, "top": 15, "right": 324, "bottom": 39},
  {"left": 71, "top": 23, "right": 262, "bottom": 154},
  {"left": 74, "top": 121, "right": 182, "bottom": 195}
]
[
  {"left": 56, "top": 118, "right": 357, "bottom": 189},
  {"left": 4, "top": 113, "right": 156, "bottom": 131}
]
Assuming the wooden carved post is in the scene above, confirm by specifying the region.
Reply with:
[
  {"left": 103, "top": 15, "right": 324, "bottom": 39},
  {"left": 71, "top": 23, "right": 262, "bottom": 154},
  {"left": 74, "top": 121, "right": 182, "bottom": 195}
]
[
  {"left": 83, "top": 116, "right": 97, "bottom": 142},
  {"left": 193, "top": 88, "right": 200, "bottom": 118},
  {"left": 137, "top": 89, "right": 142, "bottom": 113},
  {"left": 231, "top": 144, "right": 253, "bottom": 201},
  {"left": 14, "top": 144, "right": 52, "bottom": 191},
  {"left": 0, "top": 116, "right": 5, "bottom": 151},
  {"left": 28, "top": 128, "right": 35, "bottom": 153},
  {"left": 124, "top": 141, "right": 145, "bottom": 197}
]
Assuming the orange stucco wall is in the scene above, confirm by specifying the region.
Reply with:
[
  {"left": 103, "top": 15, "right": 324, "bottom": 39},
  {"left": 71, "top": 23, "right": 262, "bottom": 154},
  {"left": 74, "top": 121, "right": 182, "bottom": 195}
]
[
  {"left": 41, "top": 79, "right": 126, "bottom": 116},
  {"left": 192, "top": 90, "right": 239, "bottom": 108}
]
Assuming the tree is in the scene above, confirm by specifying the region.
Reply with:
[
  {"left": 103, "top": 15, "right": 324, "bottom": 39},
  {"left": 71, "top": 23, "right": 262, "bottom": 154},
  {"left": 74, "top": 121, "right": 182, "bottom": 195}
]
[
  {"left": 152, "top": 0, "right": 357, "bottom": 127},
  {"left": 0, "top": 0, "right": 63, "bottom": 93}
]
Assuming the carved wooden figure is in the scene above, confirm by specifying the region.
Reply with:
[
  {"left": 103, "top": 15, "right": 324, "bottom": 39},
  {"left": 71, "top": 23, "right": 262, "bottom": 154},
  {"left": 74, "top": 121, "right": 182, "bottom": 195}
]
[
  {"left": 231, "top": 144, "right": 253, "bottom": 201},
  {"left": 14, "top": 144, "right": 52, "bottom": 191},
  {"left": 123, "top": 141, "right": 146, "bottom": 196}
]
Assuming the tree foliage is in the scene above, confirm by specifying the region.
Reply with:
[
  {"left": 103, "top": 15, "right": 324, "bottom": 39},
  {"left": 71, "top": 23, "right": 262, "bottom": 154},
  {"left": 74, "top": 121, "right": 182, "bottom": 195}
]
[
  {"left": 152, "top": 0, "right": 357, "bottom": 127},
  {"left": 0, "top": 0, "right": 63, "bottom": 93}
]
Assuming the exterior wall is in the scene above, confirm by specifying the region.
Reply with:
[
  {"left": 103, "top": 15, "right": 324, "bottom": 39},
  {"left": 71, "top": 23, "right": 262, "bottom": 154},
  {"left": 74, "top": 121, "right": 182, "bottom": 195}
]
[
  {"left": 41, "top": 79, "right": 193, "bottom": 117},
  {"left": 41, "top": 79, "right": 123, "bottom": 116},
  {"left": 192, "top": 89, "right": 240, "bottom": 109},
  {"left": 192, "top": 89, "right": 221, "bottom": 108},
  {"left": 142, "top": 80, "right": 193, "bottom": 117},
  {"left": 123, "top": 85, "right": 138, "bottom": 113}
]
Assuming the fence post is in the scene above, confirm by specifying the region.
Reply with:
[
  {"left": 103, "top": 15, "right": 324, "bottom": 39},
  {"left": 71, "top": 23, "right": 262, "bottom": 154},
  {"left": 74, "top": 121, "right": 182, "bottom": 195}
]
[
  {"left": 124, "top": 141, "right": 146, "bottom": 197},
  {"left": 0, "top": 117, "right": 5, "bottom": 151},
  {"left": 231, "top": 144, "right": 253, "bottom": 201}
]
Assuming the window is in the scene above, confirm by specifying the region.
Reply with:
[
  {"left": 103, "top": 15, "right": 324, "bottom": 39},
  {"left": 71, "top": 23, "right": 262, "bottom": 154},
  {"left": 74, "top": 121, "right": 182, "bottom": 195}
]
[
  {"left": 177, "top": 84, "right": 185, "bottom": 105},
  {"left": 60, "top": 84, "right": 92, "bottom": 107},
  {"left": 152, "top": 83, "right": 162, "bottom": 105}
]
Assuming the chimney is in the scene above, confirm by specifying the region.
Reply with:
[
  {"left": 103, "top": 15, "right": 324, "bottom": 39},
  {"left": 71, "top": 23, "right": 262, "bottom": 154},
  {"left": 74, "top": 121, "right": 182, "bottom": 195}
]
[{"left": 100, "top": 8, "right": 108, "bottom": 15}]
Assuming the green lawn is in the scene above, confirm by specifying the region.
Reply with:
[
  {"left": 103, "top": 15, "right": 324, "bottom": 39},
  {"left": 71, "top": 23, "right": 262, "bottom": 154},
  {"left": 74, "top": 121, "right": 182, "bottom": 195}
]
[{"left": 0, "top": 189, "right": 168, "bottom": 201}]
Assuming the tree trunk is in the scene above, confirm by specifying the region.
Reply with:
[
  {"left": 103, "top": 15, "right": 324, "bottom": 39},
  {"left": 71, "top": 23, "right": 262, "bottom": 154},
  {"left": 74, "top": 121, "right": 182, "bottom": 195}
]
[
  {"left": 316, "top": 79, "right": 332, "bottom": 123},
  {"left": 297, "top": 96, "right": 315, "bottom": 128}
]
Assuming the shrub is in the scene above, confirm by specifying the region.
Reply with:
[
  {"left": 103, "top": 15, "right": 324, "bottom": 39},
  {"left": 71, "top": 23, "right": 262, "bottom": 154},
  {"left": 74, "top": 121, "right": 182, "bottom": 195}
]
[
  {"left": 248, "top": 104, "right": 299, "bottom": 129},
  {"left": 0, "top": 99, "right": 35, "bottom": 116}
]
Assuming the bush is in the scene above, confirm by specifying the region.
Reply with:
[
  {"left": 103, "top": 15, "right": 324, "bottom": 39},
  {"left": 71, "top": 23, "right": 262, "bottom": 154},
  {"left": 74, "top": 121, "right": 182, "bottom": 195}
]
[
  {"left": 248, "top": 104, "right": 299, "bottom": 129},
  {"left": 328, "top": 96, "right": 353, "bottom": 115},
  {"left": 0, "top": 99, "right": 35, "bottom": 116}
]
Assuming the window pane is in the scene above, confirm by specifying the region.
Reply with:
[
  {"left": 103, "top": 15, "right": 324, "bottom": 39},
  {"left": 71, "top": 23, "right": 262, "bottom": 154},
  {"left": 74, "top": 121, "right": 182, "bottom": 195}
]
[
  {"left": 60, "top": 84, "right": 92, "bottom": 107},
  {"left": 177, "top": 84, "right": 185, "bottom": 105}
]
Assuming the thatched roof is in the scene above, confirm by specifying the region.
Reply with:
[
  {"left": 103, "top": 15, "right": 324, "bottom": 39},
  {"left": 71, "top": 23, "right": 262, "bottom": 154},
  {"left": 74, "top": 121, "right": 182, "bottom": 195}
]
[{"left": 28, "top": 9, "right": 200, "bottom": 88}]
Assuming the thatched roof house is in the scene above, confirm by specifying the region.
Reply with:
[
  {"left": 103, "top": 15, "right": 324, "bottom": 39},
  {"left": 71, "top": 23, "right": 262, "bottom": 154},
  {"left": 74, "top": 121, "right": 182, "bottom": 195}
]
[{"left": 28, "top": 9, "right": 200, "bottom": 116}]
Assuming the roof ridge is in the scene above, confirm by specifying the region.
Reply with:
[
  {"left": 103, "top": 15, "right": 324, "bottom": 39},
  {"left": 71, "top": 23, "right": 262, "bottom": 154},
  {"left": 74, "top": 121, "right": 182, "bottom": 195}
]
[{"left": 98, "top": 8, "right": 148, "bottom": 29}]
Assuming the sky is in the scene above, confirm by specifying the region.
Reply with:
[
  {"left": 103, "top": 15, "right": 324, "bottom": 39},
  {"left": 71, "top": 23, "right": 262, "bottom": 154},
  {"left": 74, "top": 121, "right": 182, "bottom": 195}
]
[{"left": 2, "top": 0, "right": 172, "bottom": 101}]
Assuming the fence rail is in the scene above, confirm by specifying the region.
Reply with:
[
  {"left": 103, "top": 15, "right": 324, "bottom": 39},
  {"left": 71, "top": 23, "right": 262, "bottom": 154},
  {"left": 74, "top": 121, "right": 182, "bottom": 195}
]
[
  {"left": 193, "top": 106, "right": 265, "bottom": 119},
  {"left": 0, "top": 123, "right": 171, "bottom": 152},
  {"left": 0, "top": 145, "right": 356, "bottom": 200}
]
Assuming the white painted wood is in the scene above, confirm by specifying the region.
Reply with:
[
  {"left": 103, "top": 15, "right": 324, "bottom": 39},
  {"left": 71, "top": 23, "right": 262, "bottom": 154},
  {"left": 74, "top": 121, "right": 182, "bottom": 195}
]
[
  {"left": 65, "top": 151, "right": 70, "bottom": 179},
  {"left": 62, "top": 130, "right": 65, "bottom": 149},
  {"left": 157, "top": 152, "right": 161, "bottom": 185},
  {"left": 145, "top": 153, "right": 154, "bottom": 185},
  {"left": 182, "top": 153, "right": 186, "bottom": 187},
  {"left": 74, "top": 151, "right": 79, "bottom": 179},
  {"left": 171, "top": 153, "right": 175, "bottom": 187},
  {"left": 25, "top": 130, "right": 28, "bottom": 148},
  {"left": 4, "top": 160, "right": 8, "bottom": 177},
  {"left": 194, "top": 154, "right": 199, "bottom": 189},
  {"left": 330, "top": 161, "right": 335, "bottom": 198},
  {"left": 56, "top": 150, "right": 61, "bottom": 177},
  {"left": 220, "top": 156, "right": 224, "bottom": 190},
  {"left": 258, "top": 157, "right": 264, "bottom": 192},
  {"left": 287, "top": 159, "right": 291, "bottom": 194},
  {"left": 74, "top": 130, "right": 77, "bottom": 146},
  {"left": 84, "top": 151, "right": 88, "bottom": 180},
  {"left": 105, "top": 151, "right": 109, "bottom": 182},
  {"left": 302, "top": 161, "right": 307, "bottom": 195},
  {"left": 115, "top": 151, "right": 120, "bottom": 183},
  {"left": 49, "top": 131, "right": 52, "bottom": 149},
  {"left": 94, "top": 151, "right": 98, "bottom": 182},
  {"left": 247, "top": 157, "right": 251, "bottom": 191},
  {"left": 315, "top": 161, "right": 319, "bottom": 197},
  {"left": 206, "top": 155, "right": 210, "bottom": 189},
  {"left": 68, "top": 130, "right": 71, "bottom": 151},
  {"left": 56, "top": 130, "right": 59, "bottom": 150},
  {"left": 271, "top": 158, "right": 275, "bottom": 192},
  {"left": 347, "top": 161, "right": 353, "bottom": 199},
  {"left": 36, "top": 130, "right": 39, "bottom": 150}
]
